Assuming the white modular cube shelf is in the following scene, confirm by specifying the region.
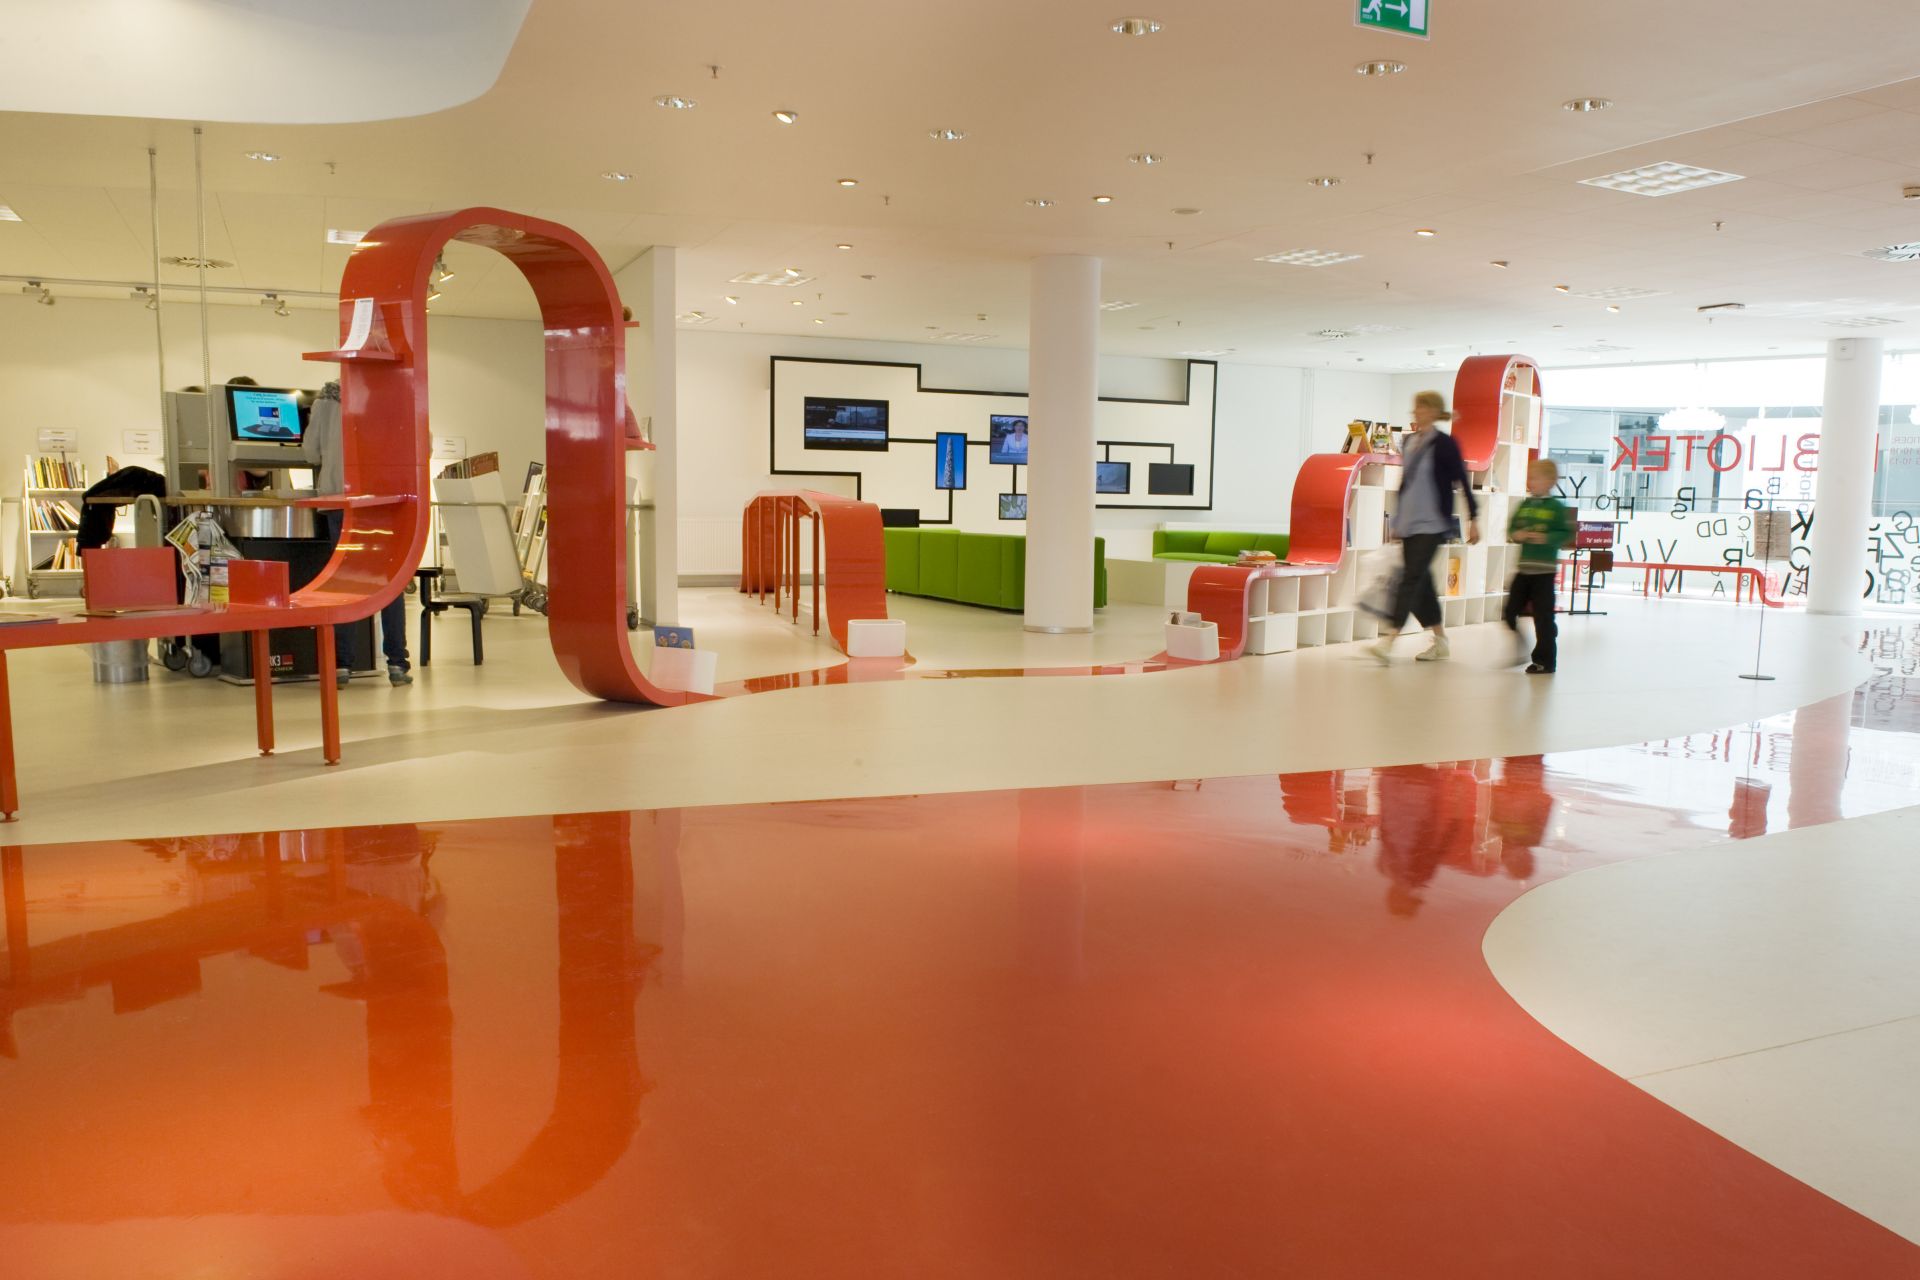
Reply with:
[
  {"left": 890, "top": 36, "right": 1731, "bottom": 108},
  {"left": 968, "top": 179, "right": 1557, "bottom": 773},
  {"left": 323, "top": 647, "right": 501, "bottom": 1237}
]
[{"left": 1247, "top": 613, "right": 1298, "bottom": 655}]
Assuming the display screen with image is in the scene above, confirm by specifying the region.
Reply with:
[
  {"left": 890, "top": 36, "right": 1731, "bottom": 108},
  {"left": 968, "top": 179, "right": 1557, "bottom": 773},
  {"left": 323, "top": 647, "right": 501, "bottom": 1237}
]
[
  {"left": 989, "top": 414, "right": 1029, "bottom": 465},
  {"left": 802, "top": 396, "right": 890, "bottom": 450},
  {"left": 225, "top": 385, "right": 308, "bottom": 444},
  {"left": 934, "top": 432, "right": 968, "bottom": 490},
  {"left": 1148, "top": 461, "right": 1195, "bottom": 496},
  {"left": 1095, "top": 460, "right": 1131, "bottom": 494},
  {"left": 998, "top": 492, "right": 1027, "bottom": 520}
]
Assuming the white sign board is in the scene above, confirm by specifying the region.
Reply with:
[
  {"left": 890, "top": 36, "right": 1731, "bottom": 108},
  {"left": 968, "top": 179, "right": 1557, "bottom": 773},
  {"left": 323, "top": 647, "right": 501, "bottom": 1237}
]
[
  {"left": 343, "top": 297, "right": 376, "bottom": 352},
  {"left": 431, "top": 435, "right": 467, "bottom": 460},
  {"left": 122, "top": 428, "right": 164, "bottom": 455},
  {"left": 36, "top": 427, "right": 75, "bottom": 452}
]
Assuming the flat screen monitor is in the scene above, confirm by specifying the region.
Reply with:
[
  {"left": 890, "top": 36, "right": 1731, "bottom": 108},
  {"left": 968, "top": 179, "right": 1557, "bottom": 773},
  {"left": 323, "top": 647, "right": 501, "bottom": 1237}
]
[
  {"left": 998, "top": 493, "right": 1027, "bottom": 520},
  {"left": 225, "top": 384, "right": 308, "bottom": 444},
  {"left": 880, "top": 508, "right": 922, "bottom": 528},
  {"left": 934, "top": 432, "right": 968, "bottom": 490},
  {"left": 1095, "top": 460, "right": 1131, "bottom": 495},
  {"left": 989, "top": 414, "right": 1029, "bottom": 465},
  {"left": 1148, "top": 462, "right": 1195, "bottom": 496},
  {"left": 802, "top": 396, "right": 890, "bottom": 450}
]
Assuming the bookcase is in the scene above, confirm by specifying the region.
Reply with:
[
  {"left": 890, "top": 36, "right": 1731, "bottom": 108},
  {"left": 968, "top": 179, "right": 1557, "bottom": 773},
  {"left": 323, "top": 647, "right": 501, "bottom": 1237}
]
[
  {"left": 19, "top": 454, "right": 89, "bottom": 598},
  {"left": 1241, "top": 392, "right": 1539, "bottom": 656}
]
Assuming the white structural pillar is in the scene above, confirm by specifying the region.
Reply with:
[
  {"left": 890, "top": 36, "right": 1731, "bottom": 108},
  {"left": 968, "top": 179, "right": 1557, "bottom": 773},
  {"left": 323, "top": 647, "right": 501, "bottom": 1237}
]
[
  {"left": 1024, "top": 254, "right": 1101, "bottom": 633},
  {"left": 1806, "top": 336, "right": 1882, "bottom": 615}
]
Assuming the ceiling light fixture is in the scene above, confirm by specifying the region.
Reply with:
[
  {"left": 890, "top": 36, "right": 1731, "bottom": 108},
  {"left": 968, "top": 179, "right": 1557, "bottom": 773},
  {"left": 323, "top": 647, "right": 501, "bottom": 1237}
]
[
  {"left": 0, "top": 204, "right": 23, "bottom": 222},
  {"left": 1562, "top": 97, "right": 1613, "bottom": 113},
  {"left": 1606, "top": 304, "right": 1621, "bottom": 313},
  {"left": 654, "top": 94, "right": 697, "bottom": 110},
  {"left": 243, "top": 150, "right": 280, "bottom": 162},
  {"left": 1092, "top": 194, "right": 1114, "bottom": 204},
  {"left": 1554, "top": 284, "right": 1571, "bottom": 293},
  {"left": 427, "top": 287, "right": 443, "bottom": 303},
  {"left": 1823, "top": 315, "right": 1903, "bottom": 327},
  {"left": 1862, "top": 242, "right": 1920, "bottom": 261},
  {"left": 791, "top": 299, "right": 804, "bottom": 306},
  {"left": 937, "top": 332, "right": 995, "bottom": 343},
  {"left": 324, "top": 228, "right": 367, "bottom": 245},
  {"left": 1489, "top": 260, "right": 1509, "bottom": 268},
  {"left": 730, "top": 271, "right": 814, "bottom": 287},
  {"left": 1128, "top": 152, "right": 1163, "bottom": 165},
  {"left": 162, "top": 255, "right": 233, "bottom": 268},
  {"left": 837, "top": 177, "right": 859, "bottom": 187},
  {"left": 130, "top": 286, "right": 158, "bottom": 309},
  {"left": 1111, "top": 17, "right": 1162, "bottom": 36},
  {"left": 813, "top": 317, "right": 826, "bottom": 325},
  {"left": 1696, "top": 301, "right": 1746, "bottom": 313},
  {"left": 929, "top": 128, "right": 968, "bottom": 142},
  {"left": 1026, "top": 198, "right": 1055, "bottom": 208},
  {"left": 725, "top": 295, "right": 740, "bottom": 304},
  {"left": 1256, "top": 249, "right": 1362, "bottom": 266},
  {"left": 783, "top": 266, "right": 802, "bottom": 277},
  {"left": 1567, "top": 286, "right": 1667, "bottom": 301},
  {"left": 22, "top": 281, "right": 51, "bottom": 306},
  {"left": 602, "top": 170, "right": 634, "bottom": 182},
  {"left": 1306, "top": 176, "right": 1341, "bottom": 188},
  {"left": 835, "top": 243, "right": 853, "bottom": 250},
  {"left": 1413, "top": 227, "right": 1437, "bottom": 237},
  {"left": 773, "top": 109, "right": 799, "bottom": 124},
  {"left": 1100, "top": 300, "right": 1140, "bottom": 311},
  {"left": 1356, "top": 60, "right": 1407, "bottom": 77},
  {"left": 1172, "top": 207, "right": 1201, "bottom": 215},
  {"left": 1579, "top": 161, "right": 1744, "bottom": 197}
]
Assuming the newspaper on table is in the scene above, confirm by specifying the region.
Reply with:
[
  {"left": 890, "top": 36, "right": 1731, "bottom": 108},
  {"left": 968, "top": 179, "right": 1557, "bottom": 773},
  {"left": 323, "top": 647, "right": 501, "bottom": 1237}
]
[{"left": 165, "top": 510, "right": 240, "bottom": 608}]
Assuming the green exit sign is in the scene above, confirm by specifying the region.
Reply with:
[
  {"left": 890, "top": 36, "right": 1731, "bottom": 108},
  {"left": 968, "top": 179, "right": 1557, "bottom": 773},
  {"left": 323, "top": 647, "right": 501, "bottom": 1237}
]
[{"left": 1357, "top": 0, "right": 1430, "bottom": 39}]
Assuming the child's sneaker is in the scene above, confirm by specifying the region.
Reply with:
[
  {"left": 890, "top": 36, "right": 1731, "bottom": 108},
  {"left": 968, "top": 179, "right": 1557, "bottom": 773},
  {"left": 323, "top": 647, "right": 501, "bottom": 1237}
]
[{"left": 1416, "top": 635, "right": 1451, "bottom": 662}]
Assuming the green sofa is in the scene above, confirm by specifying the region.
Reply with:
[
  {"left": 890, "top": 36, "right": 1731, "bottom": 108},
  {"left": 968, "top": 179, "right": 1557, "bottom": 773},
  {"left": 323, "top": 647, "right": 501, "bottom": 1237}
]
[
  {"left": 883, "top": 528, "right": 1107, "bottom": 611},
  {"left": 1152, "top": 529, "right": 1290, "bottom": 564}
]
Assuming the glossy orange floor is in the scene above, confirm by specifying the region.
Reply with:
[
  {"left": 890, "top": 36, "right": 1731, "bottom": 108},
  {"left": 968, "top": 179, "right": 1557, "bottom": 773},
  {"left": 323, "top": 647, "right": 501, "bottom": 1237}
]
[{"left": 4, "top": 629, "right": 1920, "bottom": 1278}]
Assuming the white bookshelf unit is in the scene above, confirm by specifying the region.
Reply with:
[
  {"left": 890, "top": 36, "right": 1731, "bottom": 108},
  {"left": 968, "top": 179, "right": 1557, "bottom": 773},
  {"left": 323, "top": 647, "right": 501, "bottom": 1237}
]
[
  {"left": 19, "top": 454, "right": 90, "bottom": 598},
  {"left": 1238, "top": 385, "right": 1541, "bottom": 657}
]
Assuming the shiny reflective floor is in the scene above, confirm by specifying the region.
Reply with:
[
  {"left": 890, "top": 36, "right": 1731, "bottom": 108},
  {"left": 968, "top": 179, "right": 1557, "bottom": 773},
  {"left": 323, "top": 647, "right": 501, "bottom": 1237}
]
[{"left": 4, "top": 628, "right": 1920, "bottom": 1277}]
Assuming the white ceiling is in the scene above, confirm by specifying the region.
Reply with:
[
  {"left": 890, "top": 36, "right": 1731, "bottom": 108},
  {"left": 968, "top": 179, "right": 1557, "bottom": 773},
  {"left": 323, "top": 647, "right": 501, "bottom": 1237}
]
[{"left": 4, "top": 0, "right": 1920, "bottom": 371}]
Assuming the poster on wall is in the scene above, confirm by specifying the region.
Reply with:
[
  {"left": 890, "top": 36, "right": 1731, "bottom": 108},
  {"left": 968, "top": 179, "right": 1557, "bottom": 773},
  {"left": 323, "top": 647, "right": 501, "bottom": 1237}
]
[
  {"left": 934, "top": 432, "right": 968, "bottom": 490},
  {"left": 1096, "top": 460, "right": 1131, "bottom": 494},
  {"left": 999, "top": 493, "right": 1027, "bottom": 520},
  {"left": 989, "top": 415, "right": 1029, "bottom": 465}
]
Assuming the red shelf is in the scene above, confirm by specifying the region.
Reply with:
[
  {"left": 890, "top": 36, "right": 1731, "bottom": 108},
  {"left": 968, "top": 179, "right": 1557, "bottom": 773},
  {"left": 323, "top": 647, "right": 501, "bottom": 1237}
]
[
  {"left": 292, "top": 494, "right": 413, "bottom": 510},
  {"left": 303, "top": 347, "right": 406, "bottom": 364}
]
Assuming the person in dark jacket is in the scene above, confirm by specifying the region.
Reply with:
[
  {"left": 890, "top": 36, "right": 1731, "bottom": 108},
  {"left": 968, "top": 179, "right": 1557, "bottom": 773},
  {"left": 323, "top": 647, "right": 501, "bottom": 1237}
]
[{"left": 1370, "top": 390, "right": 1479, "bottom": 664}]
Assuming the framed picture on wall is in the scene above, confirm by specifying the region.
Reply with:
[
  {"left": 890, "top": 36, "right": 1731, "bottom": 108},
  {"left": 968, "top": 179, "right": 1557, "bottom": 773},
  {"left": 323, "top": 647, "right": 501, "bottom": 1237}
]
[
  {"left": 989, "top": 414, "right": 1029, "bottom": 465},
  {"left": 998, "top": 492, "right": 1027, "bottom": 520},
  {"left": 802, "top": 396, "right": 890, "bottom": 450},
  {"left": 934, "top": 432, "right": 968, "bottom": 490},
  {"left": 1095, "top": 460, "right": 1131, "bottom": 494}
]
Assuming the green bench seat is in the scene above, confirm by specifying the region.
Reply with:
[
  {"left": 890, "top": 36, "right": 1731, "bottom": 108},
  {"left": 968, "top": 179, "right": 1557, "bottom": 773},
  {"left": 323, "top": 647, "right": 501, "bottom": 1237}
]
[
  {"left": 883, "top": 529, "right": 1106, "bottom": 611},
  {"left": 1152, "top": 529, "right": 1290, "bottom": 564}
]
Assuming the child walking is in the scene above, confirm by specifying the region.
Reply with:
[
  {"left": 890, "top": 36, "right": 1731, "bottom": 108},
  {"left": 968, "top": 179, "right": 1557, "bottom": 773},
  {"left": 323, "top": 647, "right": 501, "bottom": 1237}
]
[{"left": 1504, "top": 459, "right": 1576, "bottom": 674}]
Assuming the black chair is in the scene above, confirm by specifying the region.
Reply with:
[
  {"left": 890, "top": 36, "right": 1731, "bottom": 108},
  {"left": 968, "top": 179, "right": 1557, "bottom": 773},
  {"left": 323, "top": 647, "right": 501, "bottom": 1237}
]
[{"left": 415, "top": 567, "right": 487, "bottom": 666}]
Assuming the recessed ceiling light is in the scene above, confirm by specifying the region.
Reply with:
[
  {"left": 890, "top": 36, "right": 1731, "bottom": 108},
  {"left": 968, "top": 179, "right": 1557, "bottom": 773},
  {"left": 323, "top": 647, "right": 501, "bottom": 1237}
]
[
  {"left": 790, "top": 299, "right": 804, "bottom": 306},
  {"left": 1606, "top": 304, "right": 1621, "bottom": 313},
  {"left": 783, "top": 266, "right": 802, "bottom": 277},
  {"left": 677, "top": 311, "right": 719, "bottom": 326},
  {"left": 1489, "top": 260, "right": 1509, "bottom": 268},
  {"left": 1092, "top": 194, "right": 1114, "bottom": 204},
  {"left": 1414, "top": 228, "right": 1437, "bottom": 237},
  {"left": 1128, "top": 153, "right": 1164, "bottom": 165},
  {"left": 1824, "top": 315, "right": 1903, "bottom": 327},
  {"left": 0, "top": 204, "right": 20, "bottom": 222},
  {"left": 730, "top": 271, "right": 814, "bottom": 287},
  {"left": 835, "top": 242, "right": 853, "bottom": 250},
  {"left": 1310, "top": 328, "right": 1357, "bottom": 340},
  {"left": 1562, "top": 97, "right": 1613, "bottom": 113},
  {"left": 1026, "top": 198, "right": 1055, "bottom": 208},
  {"left": 773, "top": 109, "right": 799, "bottom": 124},
  {"left": 1257, "top": 249, "right": 1363, "bottom": 266},
  {"left": 929, "top": 128, "right": 968, "bottom": 142},
  {"left": 602, "top": 170, "right": 633, "bottom": 182},
  {"left": 813, "top": 317, "right": 826, "bottom": 325},
  {"left": 725, "top": 295, "right": 740, "bottom": 304},
  {"left": 937, "top": 332, "right": 996, "bottom": 343},
  {"left": 1554, "top": 284, "right": 1571, "bottom": 293},
  {"left": 837, "top": 177, "right": 859, "bottom": 187},
  {"left": 1100, "top": 300, "right": 1140, "bottom": 311},
  {"left": 1862, "top": 242, "right": 1920, "bottom": 261},
  {"left": 1580, "top": 161, "right": 1744, "bottom": 197},
  {"left": 860, "top": 273, "right": 876, "bottom": 280},
  {"left": 324, "top": 228, "right": 367, "bottom": 246},
  {"left": 1570, "top": 342, "right": 1631, "bottom": 354},
  {"left": 1178, "top": 349, "right": 1234, "bottom": 357},
  {"left": 162, "top": 255, "right": 234, "bottom": 269},
  {"left": 1172, "top": 207, "right": 1201, "bottom": 215},
  {"left": 1567, "top": 286, "right": 1668, "bottom": 301},
  {"left": 1306, "top": 176, "right": 1341, "bottom": 188},
  {"left": 1356, "top": 60, "right": 1406, "bottom": 77},
  {"left": 243, "top": 151, "right": 279, "bottom": 162},
  {"left": 1111, "top": 17, "right": 1162, "bottom": 36},
  {"left": 1696, "top": 302, "right": 1746, "bottom": 313},
  {"left": 654, "top": 94, "right": 697, "bottom": 110}
]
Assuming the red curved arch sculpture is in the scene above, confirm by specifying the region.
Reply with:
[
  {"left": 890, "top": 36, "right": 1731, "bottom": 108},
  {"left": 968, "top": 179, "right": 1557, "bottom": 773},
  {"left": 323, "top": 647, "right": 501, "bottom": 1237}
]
[
  {"left": 1451, "top": 353, "right": 1541, "bottom": 472},
  {"left": 319, "top": 207, "right": 696, "bottom": 707}
]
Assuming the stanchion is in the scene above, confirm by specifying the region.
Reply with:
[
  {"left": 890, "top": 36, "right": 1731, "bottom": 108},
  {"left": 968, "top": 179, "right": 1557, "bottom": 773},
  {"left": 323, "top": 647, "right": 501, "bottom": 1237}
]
[{"left": 1739, "top": 570, "right": 1776, "bottom": 682}]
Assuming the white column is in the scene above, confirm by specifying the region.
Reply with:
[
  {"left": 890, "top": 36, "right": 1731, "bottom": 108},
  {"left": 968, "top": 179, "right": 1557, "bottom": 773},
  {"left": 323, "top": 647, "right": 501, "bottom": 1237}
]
[
  {"left": 1024, "top": 254, "right": 1100, "bottom": 633},
  {"left": 1806, "top": 336, "right": 1882, "bottom": 615}
]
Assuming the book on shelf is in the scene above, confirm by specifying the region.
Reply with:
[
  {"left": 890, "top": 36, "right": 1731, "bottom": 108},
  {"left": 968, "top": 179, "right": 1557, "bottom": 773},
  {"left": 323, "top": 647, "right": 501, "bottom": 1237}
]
[
  {"left": 27, "top": 498, "right": 82, "bottom": 531},
  {"left": 34, "top": 538, "right": 80, "bottom": 571},
  {"left": 31, "top": 454, "right": 88, "bottom": 490}
]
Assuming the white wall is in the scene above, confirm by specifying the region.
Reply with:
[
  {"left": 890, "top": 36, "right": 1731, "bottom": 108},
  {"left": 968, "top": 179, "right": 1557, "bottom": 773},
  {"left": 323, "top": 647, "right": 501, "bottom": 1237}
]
[
  {"left": 0, "top": 291, "right": 546, "bottom": 580},
  {"left": 678, "top": 330, "right": 1390, "bottom": 570}
]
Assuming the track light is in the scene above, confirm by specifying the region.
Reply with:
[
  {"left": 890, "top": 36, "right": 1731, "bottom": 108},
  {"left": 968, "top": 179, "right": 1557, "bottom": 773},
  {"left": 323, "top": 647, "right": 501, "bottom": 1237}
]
[
  {"left": 23, "top": 281, "right": 52, "bottom": 306},
  {"left": 131, "top": 286, "right": 159, "bottom": 309},
  {"left": 433, "top": 254, "right": 454, "bottom": 284},
  {"left": 427, "top": 287, "right": 443, "bottom": 303}
]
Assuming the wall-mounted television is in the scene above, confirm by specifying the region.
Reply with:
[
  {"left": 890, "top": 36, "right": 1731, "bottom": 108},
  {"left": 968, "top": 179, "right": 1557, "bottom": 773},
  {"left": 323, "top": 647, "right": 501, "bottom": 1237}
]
[
  {"left": 989, "top": 414, "right": 1029, "bottom": 465},
  {"left": 1148, "top": 461, "right": 1195, "bottom": 496},
  {"left": 1095, "top": 460, "right": 1131, "bottom": 494},
  {"left": 225, "top": 385, "right": 309, "bottom": 444},
  {"left": 934, "top": 432, "right": 968, "bottom": 490},
  {"left": 802, "top": 396, "right": 890, "bottom": 450},
  {"left": 998, "top": 493, "right": 1027, "bottom": 520}
]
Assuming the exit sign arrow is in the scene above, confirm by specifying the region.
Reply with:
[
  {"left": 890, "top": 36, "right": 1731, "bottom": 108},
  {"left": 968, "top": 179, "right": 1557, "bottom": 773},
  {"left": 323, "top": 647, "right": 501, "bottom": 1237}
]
[{"left": 1357, "top": 0, "right": 1429, "bottom": 39}]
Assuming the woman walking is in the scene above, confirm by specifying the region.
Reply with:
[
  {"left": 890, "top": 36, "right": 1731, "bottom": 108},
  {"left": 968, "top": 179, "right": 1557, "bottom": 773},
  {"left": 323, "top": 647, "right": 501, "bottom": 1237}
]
[{"left": 1371, "top": 390, "right": 1479, "bottom": 664}]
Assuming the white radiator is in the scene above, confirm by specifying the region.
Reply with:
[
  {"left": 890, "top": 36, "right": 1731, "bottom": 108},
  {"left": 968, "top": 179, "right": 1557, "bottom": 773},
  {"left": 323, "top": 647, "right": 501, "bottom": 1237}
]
[{"left": 678, "top": 517, "right": 741, "bottom": 577}]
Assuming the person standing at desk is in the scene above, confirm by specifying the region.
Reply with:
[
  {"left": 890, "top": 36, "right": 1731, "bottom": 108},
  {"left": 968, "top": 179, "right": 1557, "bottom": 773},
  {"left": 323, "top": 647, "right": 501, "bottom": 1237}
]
[{"left": 302, "top": 381, "right": 413, "bottom": 687}]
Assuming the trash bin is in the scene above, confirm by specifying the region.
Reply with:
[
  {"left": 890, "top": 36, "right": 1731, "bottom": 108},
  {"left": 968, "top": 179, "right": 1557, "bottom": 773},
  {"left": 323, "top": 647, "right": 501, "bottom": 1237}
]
[{"left": 90, "top": 639, "right": 150, "bottom": 684}]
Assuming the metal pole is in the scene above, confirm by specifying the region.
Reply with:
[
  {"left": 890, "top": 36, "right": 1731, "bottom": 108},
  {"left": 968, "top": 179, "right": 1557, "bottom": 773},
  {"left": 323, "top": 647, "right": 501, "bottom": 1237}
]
[
  {"left": 192, "top": 126, "right": 211, "bottom": 399},
  {"left": 146, "top": 147, "right": 168, "bottom": 438}
]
